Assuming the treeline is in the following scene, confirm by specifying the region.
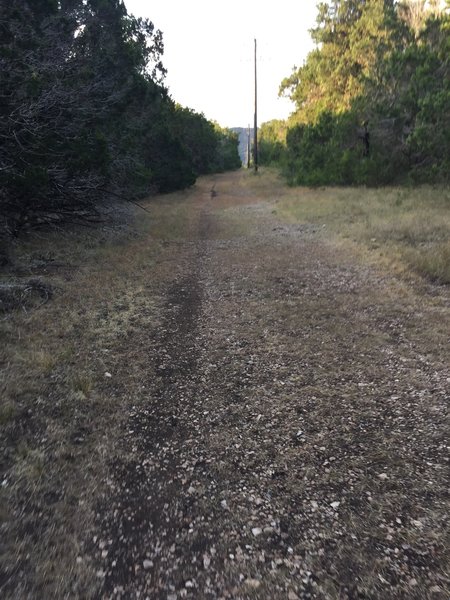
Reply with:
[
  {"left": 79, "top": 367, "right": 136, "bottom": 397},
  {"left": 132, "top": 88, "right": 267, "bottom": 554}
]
[
  {"left": 0, "top": 0, "right": 240, "bottom": 237},
  {"left": 260, "top": 0, "right": 449, "bottom": 186}
]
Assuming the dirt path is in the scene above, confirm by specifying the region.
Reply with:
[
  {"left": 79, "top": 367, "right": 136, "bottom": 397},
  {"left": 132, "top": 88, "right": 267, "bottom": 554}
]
[{"left": 2, "top": 171, "right": 448, "bottom": 599}]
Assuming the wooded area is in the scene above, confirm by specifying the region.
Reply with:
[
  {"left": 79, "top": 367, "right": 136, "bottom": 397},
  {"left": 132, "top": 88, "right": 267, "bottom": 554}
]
[
  {"left": 260, "top": 0, "right": 449, "bottom": 186},
  {"left": 0, "top": 0, "right": 241, "bottom": 239}
]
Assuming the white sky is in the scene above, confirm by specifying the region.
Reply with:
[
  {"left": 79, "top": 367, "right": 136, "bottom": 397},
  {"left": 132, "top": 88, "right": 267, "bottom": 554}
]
[{"left": 124, "top": 1, "right": 318, "bottom": 128}]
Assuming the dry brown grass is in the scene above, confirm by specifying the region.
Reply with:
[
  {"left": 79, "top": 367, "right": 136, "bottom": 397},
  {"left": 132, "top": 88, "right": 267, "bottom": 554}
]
[
  {"left": 0, "top": 197, "right": 174, "bottom": 597},
  {"left": 271, "top": 175, "right": 450, "bottom": 283},
  {"left": 0, "top": 179, "right": 220, "bottom": 597}
]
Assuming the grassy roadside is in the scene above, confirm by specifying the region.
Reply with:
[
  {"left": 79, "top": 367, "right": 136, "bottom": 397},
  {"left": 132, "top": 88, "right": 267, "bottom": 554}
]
[
  {"left": 261, "top": 169, "right": 450, "bottom": 284},
  {"left": 0, "top": 190, "right": 195, "bottom": 596}
]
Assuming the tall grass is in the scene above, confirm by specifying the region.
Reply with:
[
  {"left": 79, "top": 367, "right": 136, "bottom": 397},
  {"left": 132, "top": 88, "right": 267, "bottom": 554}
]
[{"left": 276, "top": 183, "right": 450, "bottom": 283}]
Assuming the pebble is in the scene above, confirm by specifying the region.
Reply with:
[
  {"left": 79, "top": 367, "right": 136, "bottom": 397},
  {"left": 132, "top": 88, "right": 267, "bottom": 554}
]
[
  {"left": 143, "top": 559, "right": 153, "bottom": 570},
  {"left": 252, "top": 527, "right": 262, "bottom": 536}
]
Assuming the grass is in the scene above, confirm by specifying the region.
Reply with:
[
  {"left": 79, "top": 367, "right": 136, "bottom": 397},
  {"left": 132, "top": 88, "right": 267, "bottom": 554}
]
[
  {"left": 0, "top": 402, "right": 16, "bottom": 425},
  {"left": 0, "top": 197, "right": 169, "bottom": 598},
  {"left": 70, "top": 373, "right": 94, "bottom": 397},
  {"left": 1, "top": 170, "right": 448, "bottom": 597},
  {"left": 274, "top": 180, "right": 450, "bottom": 283},
  {"left": 0, "top": 183, "right": 213, "bottom": 597},
  {"left": 404, "top": 241, "right": 450, "bottom": 283}
]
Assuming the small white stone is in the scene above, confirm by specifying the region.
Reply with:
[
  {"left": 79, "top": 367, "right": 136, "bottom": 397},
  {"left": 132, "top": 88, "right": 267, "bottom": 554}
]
[
  {"left": 185, "top": 580, "right": 194, "bottom": 588},
  {"left": 246, "top": 578, "right": 261, "bottom": 589},
  {"left": 430, "top": 585, "right": 441, "bottom": 593},
  {"left": 252, "top": 527, "right": 262, "bottom": 536},
  {"left": 378, "top": 473, "right": 388, "bottom": 480},
  {"left": 220, "top": 499, "right": 227, "bottom": 508},
  {"left": 330, "top": 501, "right": 340, "bottom": 509},
  {"left": 104, "top": 372, "right": 112, "bottom": 378},
  {"left": 143, "top": 559, "right": 153, "bottom": 570}
]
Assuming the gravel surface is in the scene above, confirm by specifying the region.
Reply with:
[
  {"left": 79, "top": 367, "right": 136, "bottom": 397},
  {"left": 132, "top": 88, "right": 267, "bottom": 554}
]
[
  {"left": 2, "top": 171, "right": 448, "bottom": 599},
  {"left": 88, "top": 173, "right": 449, "bottom": 599}
]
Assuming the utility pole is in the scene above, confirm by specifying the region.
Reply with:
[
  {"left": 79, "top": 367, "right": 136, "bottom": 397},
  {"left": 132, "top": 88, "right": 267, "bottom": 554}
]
[
  {"left": 253, "top": 38, "right": 258, "bottom": 172},
  {"left": 247, "top": 124, "right": 251, "bottom": 169}
]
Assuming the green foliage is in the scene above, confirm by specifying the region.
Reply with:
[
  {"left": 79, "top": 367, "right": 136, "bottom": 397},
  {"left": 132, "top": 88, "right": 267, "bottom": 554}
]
[
  {"left": 272, "top": 0, "right": 449, "bottom": 187},
  {"left": 213, "top": 125, "right": 242, "bottom": 172},
  {"left": 259, "top": 120, "right": 287, "bottom": 165},
  {"left": 0, "top": 0, "right": 239, "bottom": 236},
  {"left": 280, "top": 0, "right": 406, "bottom": 123}
]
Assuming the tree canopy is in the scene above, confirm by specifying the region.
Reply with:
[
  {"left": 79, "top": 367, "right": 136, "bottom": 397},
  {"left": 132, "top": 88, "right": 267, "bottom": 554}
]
[
  {"left": 0, "top": 0, "right": 240, "bottom": 237},
  {"left": 262, "top": 0, "right": 449, "bottom": 185}
]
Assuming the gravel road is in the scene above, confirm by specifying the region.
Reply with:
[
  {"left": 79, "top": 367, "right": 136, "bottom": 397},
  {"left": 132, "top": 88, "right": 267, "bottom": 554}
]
[
  {"left": 2, "top": 171, "right": 447, "bottom": 599},
  {"left": 85, "top": 171, "right": 448, "bottom": 599}
]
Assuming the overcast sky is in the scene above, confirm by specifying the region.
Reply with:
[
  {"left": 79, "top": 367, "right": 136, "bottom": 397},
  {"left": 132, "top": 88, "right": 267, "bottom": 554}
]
[{"left": 124, "top": 1, "right": 318, "bottom": 128}]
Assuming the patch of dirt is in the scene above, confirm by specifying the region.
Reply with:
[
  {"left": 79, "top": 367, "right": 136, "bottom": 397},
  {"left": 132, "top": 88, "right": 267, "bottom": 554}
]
[{"left": 1, "top": 171, "right": 448, "bottom": 599}]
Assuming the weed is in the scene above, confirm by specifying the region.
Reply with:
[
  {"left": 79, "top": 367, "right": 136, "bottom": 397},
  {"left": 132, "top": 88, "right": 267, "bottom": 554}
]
[
  {"left": 0, "top": 402, "right": 16, "bottom": 425},
  {"left": 14, "top": 446, "right": 46, "bottom": 481},
  {"left": 31, "top": 349, "right": 57, "bottom": 374},
  {"left": 71, "top": 373, "right": 93, "bottom": 397}
]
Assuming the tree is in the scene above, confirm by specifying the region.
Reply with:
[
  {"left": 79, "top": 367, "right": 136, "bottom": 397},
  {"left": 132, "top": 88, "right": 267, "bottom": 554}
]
[
  {"left": 259, "top": 120, "right": 288, "bottom": 165},
  {"left": 275, "top": 0, "right": 449, "bottom": 185},
  {"left": 0, "top": 0, "right": 240, "bottom": 238},
  {"left": 280, "top": 0, "right": 407, "bottom": 123}
]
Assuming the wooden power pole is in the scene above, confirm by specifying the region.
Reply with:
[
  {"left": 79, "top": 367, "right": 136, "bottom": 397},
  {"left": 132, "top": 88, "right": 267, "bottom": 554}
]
[
  {"left": 247, "top": 124, "right": 251, "bottom": 169},
  {"left": 253, "top": 38, "right": 258, "bottom": 172}
]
